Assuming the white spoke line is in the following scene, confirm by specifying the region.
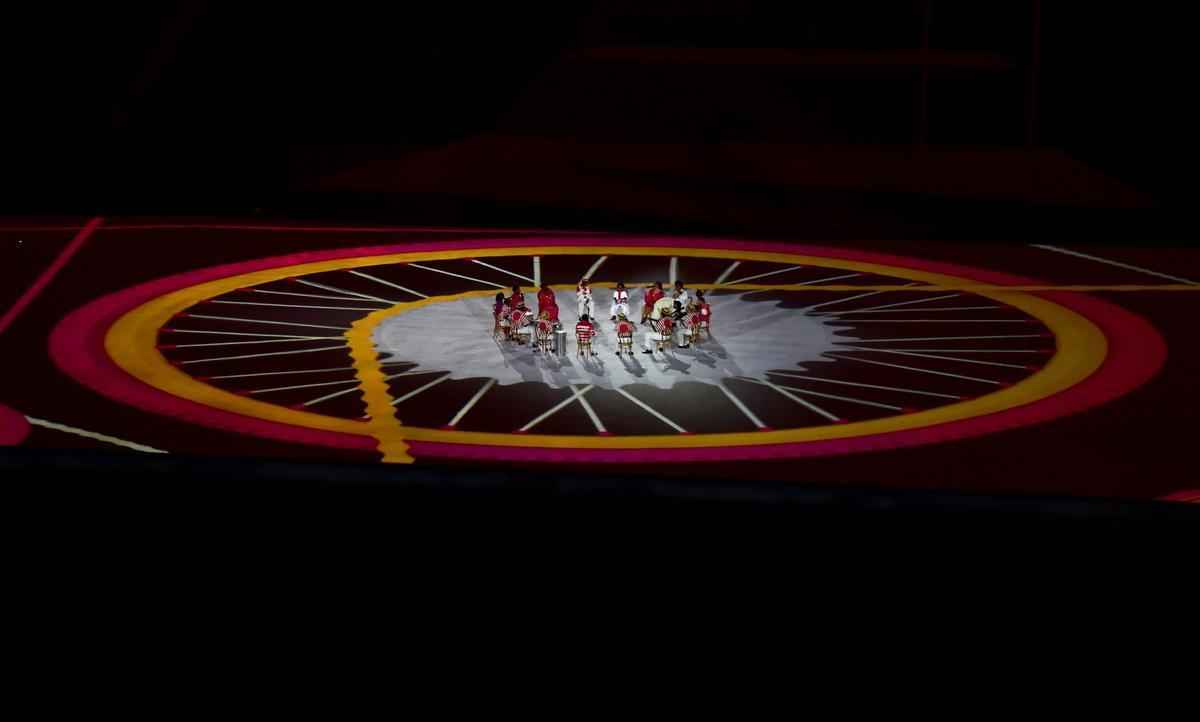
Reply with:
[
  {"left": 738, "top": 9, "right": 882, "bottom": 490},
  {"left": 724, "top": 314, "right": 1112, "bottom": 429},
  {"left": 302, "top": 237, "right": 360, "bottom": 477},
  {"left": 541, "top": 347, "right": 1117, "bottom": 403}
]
[
  {"left": 209, "top": 300, "right": 380, "bottom": 311},
  {"left": 669, "top": 257, "right": 679, "bottom": 285},
  {"left": 1031, "top": 244, "right": 1200, "bottom": 284},
  {"left": 294, "top": 278, "right": 398, "bottom": 304},
  {"left": 823, "top": 352, "right": 1001, "bottom": 385},
  {"left": 170, "top": 337, "right": 340, "bottom": 349},
  {"left": 583, "top": 256, "right": 608, "bottom": 280},
  {"left": 251, "top": 378, "right": 362, "bottom": 394},
  {"left": 471, "top": 259, "right": 535, "bottom": 284},
  {"left": 347, "top": 270, "right": 429, "bottom": 298},
  {"left": 186, "top": 314, "right": 349, "bottom": 331},
  {"left": 750, "top": 378, "right": 842, "bottom": 422},
  {"left": 739, "top": 377, "right": 903, "bottom": 412},
  {"left": 572, "top": 383, "right": 608, "bottom": 433},
  {"left": 308, "top": 371, "right": 448, "bottom": 408},
  {"left": 208, "top": 362, "right": 408, "bottom": 380},
  {"left": 268, "top": 370, "right": 440, "bottom": 399},
  {"left": 830, "top": 306, "right": 1003, "bottom": 315},
  {"left": 838, "top": 347, "right": 1031, "bottom": 370},
  {"left": 614, "top": 388, "right": 688, "bottom": 433},
  {"left": 793, "top": 272, "right": 863, "bottom": 285},
  {"left": 840, "top": 334, "right": 1046, "bottom": 343},
  {"left": 446, "top": 379, "right": 497, "bottom": 427},
  {"left": 724, "top": 265, "right": 805, "bottom": 285},
  {"left": 389, "top": 374, "right": 454, "bottom": 407},
  {"left": 211, "top": 364, "right": 376, "bottom": 376},
  {"left": 717, "top": 381, "right": 768, "bottom": 429},
  {"left": 816, "top": 291, "right": 955, "bottom": 314},
  {"left": 519, "top": 385, "right": 594, "bottom": 432},
  {"left": 407, "top": 262, "right": 506, "bottom": 288},
  {"left": 533, "top": 256, "right": 541, "bottom": 286},
  {"left": 305, "top": 386, "right": 366, "bottom": 407},
  {"left": 180, "top": 345, "right": 348, "bottom": 365},
  {"left": 252, "top": 289, "right": 390, "bottom": 303},
  {"left": 802, "top": 282, "right": 920, "bottom": 312},
  {"left": 26, "top": 416, "right": 168, "bottom": 454},
  {"left": 766, "top": 371, "right": 962, "bottom": 400},
  {"left": 166, "top": 329, "right": 327, "bottom": 339},
  {"left": 714, "top": 261, "right": 741, "bottom": 285}
]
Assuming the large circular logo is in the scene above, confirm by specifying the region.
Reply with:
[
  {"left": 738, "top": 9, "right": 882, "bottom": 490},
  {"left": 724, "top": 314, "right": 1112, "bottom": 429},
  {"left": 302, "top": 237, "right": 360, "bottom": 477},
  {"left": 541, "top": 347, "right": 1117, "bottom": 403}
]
[{"left": 51, "top": 236, "right": 1165, "bottom": 463}]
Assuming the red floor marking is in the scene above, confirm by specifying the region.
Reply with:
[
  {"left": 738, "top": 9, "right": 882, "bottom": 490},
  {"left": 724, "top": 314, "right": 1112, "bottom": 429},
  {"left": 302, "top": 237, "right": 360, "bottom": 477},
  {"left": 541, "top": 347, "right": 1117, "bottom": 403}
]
[
  {"left": 0, "top": 217, "right": 104, "bottom": 336},
  {"left": 1159, "top": 490, "right": 1200, "bottom": 504},
  {"left": 96, "top": 224, "right": 607, "bottom": 234},
  {"left": 0, "top": 403, "right": 30, "bottom": 446}
]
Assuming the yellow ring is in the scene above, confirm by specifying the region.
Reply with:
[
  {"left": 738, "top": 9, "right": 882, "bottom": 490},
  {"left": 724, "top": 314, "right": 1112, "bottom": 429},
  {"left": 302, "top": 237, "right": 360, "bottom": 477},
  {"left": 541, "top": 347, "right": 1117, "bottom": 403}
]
[{"left": 106, "top": 246, "right": 1106, "bottom": 463}]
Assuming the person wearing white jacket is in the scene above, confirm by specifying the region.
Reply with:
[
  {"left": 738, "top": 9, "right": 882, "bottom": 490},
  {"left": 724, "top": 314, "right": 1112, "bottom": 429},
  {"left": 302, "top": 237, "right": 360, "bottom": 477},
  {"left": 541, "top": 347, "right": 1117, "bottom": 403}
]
[
  {"left": 672, "top": 280, "right": 690, "bottom": 308},
  {"left": 610, "top": 282, "right": 630, "bottom": 321},
  {"left": 576, "top": 277, "right": 593, "bottom": 319}
]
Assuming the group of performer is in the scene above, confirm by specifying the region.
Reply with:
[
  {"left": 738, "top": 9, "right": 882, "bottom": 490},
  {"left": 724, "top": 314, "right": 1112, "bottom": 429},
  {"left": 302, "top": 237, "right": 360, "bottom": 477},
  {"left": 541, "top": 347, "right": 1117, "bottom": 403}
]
[{"left": 493, "top": 279, "right": 712, "bottom": 357}]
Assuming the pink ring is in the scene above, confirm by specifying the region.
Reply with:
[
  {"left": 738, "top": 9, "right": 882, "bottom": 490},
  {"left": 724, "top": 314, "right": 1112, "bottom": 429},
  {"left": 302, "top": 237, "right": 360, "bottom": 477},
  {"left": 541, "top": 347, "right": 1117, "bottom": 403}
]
[
  {"left": 0, "top": 403, "right": 29, "bottom": 446},
  {"left": 50, "top": 236, "right": 1166, "bottom": 462}
]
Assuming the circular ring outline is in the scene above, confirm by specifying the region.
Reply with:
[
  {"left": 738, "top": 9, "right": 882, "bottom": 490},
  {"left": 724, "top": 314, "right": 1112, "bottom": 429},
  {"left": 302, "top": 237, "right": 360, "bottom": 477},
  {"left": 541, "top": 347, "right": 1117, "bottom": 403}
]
[
  {"left": 108, "top": 245, "right": 1093, "bottom": 453},
  {"left": 50, "top": 236, "right": 1165, "bottom": 462}
]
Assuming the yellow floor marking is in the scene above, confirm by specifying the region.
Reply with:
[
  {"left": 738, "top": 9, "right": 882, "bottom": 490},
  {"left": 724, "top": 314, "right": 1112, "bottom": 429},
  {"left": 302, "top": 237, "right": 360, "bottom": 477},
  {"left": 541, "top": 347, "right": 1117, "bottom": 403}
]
[{"left": 107, "top": 245, "right": 1120, "bottom": 463}]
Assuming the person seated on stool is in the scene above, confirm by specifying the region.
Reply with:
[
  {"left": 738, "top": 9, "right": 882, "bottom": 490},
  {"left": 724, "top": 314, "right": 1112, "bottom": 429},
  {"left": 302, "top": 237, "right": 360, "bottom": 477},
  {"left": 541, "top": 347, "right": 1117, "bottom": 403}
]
[
  {"left": 492, "top": 292, "right": 507, "bottom": 337},
  {"left": 642, "top": 294, "right": 676, "bottom": 353},
  {"left": 615, "top": 313, "right": 636, "bottom": 356},
  {"left": 672, "top": 300, "right": 690, "bottom": 348},
  {"left": 672, "top": 280, "right": 690, "bottom": 309},
  {"left": 575, "top": 314, "right": 596, "bottom": 357},
  {"left": 511, "top": 304, "right": 533, "bottom": 344},
  {"left": 695, "top": 289, "right": 711, "bottom": 338},
  {"left": 533, "top": 311, "right": 554, "bottom": 353}
]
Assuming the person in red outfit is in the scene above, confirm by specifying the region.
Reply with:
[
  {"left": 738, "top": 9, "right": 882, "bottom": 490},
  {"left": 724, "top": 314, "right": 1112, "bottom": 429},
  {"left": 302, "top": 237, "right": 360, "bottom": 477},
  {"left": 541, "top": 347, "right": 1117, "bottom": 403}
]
[
  {"left": 614, "top": 314, "right": 635, "bottom": 356},
  {"left": 493, "top": 292, "right": 510, "bottom": 337},
  {"left": 642, "top": 281, "right": 664, "bottom": 324},
  {"left": 509, "top": 284, "right": 525, "bottom": 309},
  {"left": 575, "top": 314, "right": 596, "bottom": 357},
  {"left": 695, "top": 289, "right": 712, "bottom": 340},
  {"left": 536, "top": 283, "right": 556, "bottom": 314}
]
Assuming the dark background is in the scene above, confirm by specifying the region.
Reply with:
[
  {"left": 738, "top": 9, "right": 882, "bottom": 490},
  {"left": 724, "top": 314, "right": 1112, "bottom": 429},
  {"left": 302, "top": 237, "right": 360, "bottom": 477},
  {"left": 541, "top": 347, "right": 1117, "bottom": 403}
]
[{"left": 0, "top": 1, "right": 1190, "bottom": 217}]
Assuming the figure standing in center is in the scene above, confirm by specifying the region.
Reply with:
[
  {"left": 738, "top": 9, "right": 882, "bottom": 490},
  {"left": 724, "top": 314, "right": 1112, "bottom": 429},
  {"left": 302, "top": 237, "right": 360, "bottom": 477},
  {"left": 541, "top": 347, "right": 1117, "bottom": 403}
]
[
  {"left": 610, "top": 282, "right": 630, "bottom": 321},
  {"left": 577, "top": 277, "right": 593, "bottom": 319}
]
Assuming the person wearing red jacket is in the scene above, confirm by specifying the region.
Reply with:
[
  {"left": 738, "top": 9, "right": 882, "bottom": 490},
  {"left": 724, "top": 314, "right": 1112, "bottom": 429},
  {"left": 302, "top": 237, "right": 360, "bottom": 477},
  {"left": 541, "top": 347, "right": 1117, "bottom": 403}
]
[
  {"left": 689, "top": 289, "right": 711, "bottom": 341},
  {"left": 575, "top": 314, "right": 596, "bottom": 358},
  {"left": 492, "top": 291, "right": 508, "bottom": 337},
  {"left": 614, "top": 314, "right": 635, "bottom": 356},
  {"left": 536, "top": 283, "right": 556, "bottom": 315},
  {"left": 641, "top": 281, "right": 664, "bottom": 324}
]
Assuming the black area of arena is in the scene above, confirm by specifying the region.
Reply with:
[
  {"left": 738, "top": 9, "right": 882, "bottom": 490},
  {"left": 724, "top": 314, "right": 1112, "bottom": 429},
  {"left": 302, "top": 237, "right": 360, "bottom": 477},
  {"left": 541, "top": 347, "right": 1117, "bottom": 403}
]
[{"left": 4, "top": 448, "right": 1196, "bottom": 541}]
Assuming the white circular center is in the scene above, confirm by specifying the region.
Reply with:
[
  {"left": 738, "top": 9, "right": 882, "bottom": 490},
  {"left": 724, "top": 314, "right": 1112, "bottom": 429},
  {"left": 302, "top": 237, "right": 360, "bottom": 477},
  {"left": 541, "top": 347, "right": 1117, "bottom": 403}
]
[{"left": 373, "top": 290, "right": 853, "bottom": 390}]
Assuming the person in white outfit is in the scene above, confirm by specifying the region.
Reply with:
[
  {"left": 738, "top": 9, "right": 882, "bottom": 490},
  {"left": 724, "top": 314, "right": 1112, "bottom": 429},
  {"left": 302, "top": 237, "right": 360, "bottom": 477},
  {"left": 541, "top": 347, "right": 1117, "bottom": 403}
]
[
  {"left": 672, "top": 280, "right": 690, "bottom": 309},
  {"left": 576, "top": 277, "right": 593, "bottom": 319},
  {"left": 610, "top": 282, "right": 630, "bottom": 321}
]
